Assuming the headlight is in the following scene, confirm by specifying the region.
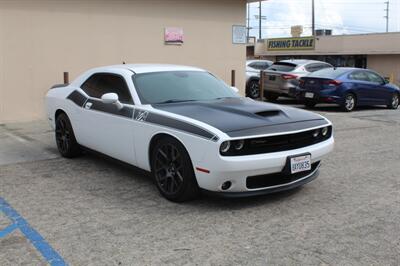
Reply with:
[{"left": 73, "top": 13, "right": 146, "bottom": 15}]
[
  {"left": 321, "top": 127, "right": 329, "bottom": 136},
  {"left": 234, "top": 140, "right": 245, "bottom": 150},
  {"left": 220, "top": 141, "right": 231, "bottom": 153},
  {"left": 312, "top": 129, "right": 320, "bottom": 138}
]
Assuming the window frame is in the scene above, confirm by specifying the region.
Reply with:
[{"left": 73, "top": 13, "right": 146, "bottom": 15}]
[{"left": 80, "top": 72, "right": 134, "bottom": 105}]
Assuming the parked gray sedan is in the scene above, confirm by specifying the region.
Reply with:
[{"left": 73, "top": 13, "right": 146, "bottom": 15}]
[{"left": 263, "top": 59, "right": 332, "bottom": 101}]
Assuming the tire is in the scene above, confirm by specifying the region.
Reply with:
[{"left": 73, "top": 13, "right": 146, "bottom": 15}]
[
  {"left": 304, "top": 100, "right": 316, "bottom": 108},
  {"left": 265, "top": 92, "right": 279, "bottom": 102},
  {"left": 387, "top": 93, "right": 399, "bottom": 109},
  {"left": 150, "top": 136, "right": 199, "bottom": 202},
  {"left": 246, "top": 79, "right": 260, "bottom": 99},
  {"left": 341, "top": 93, "right": 356, "bottom": 112},
  {"left": 55, "top": 113, "right": 81, "bottom": 158}
]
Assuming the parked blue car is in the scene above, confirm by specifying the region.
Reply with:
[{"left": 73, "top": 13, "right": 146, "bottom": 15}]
[{"left": 296, "top": 67, "right": 400, "bottom": 111}]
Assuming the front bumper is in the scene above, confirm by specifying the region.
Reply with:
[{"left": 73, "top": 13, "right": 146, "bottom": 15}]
[
  {"left": 202, "top": 163, "right": 320, "bottom": 198},
  {"left": 194, "top": 137, "right": 334, "bottom": 194}
]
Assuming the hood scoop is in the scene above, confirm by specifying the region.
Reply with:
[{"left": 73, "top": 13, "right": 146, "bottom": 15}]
[{"left": 255, "top": 110, "right": 281, "bottom": 117}]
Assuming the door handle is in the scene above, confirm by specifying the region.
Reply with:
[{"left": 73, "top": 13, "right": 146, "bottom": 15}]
[{"left": 84, "top": 102, "right": 93, "bottom": 110}]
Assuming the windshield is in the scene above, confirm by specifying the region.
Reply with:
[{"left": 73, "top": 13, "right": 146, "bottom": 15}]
[
  {"left": 267, "top": 62, "right": 297, "bottom": 72},
  {"left": 132, "top": 71, "right": 239, "bottom": 104}
]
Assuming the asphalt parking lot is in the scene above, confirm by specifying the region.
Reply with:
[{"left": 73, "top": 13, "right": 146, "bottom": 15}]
[{"left": 1, "top": 101, "right": 399, "bottom": 265}]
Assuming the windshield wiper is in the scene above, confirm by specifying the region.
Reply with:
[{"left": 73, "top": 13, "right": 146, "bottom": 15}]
[{"left": 156, "top": 99, "right": 197, "bottom": 104}]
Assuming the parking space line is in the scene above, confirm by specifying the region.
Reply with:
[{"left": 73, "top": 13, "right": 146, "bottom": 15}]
[{"left": 0, "top": 197, "right": 67, "bottom": 266}]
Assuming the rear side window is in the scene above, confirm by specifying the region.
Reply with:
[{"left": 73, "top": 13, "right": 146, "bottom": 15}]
[
  {"left": 267, "top": 62, "right": 297, "bottom": 72},
  {"left": 349, "top": 71, "right": 369, "bottom": 82},
  {"left": 81, "top": 73, "right": 133, "bottom": 104},
  {"left": 305, "top": 63, "right": 332, "bottom": 73},
  {"left": 308, "top": 68, "right": 350, "bottom": 79},
  {"left": 249, "top": 62, "right": 271, "bottom": 70}
]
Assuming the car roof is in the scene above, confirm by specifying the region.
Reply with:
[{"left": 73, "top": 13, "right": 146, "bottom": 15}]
[
  {"left": 277, "top": 59, "right": 330, "bottom": 66},
  {"left": 91, "top": 64, "right": 206, "bottom": 74},
  {"left": 247, "top": 59, "right": 273, "bottom": 64}
]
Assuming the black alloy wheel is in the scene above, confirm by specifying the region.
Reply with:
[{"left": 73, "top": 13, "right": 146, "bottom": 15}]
[
  {"left": 55, "top": 113, "right": 81, "bottom": 158},
  {"left": 151, "top": 137, "right": 199, "bottom": 202}
]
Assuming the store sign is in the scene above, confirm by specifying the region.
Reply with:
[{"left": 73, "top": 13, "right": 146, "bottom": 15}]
[
  {"left": 165, "top": 27, "right": 184, "bottom": 45},
  {"left": 232, "top": 25, "right": 247, "bottom": 44},
  {"left": 267, "top": 37, "right": 315, "bottom": 51}
]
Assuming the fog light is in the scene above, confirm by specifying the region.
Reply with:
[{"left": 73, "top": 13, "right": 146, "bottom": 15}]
[
  {"left": 321, "top": 127, "right": 329, "bottom": 136},
  {"left": 234, "top": 140, "right": 245, "bottom": 150},
  {"left": 312, "top": 129, "right": 320, "bottom": 138},
  {"left": 221, "top": 181, "right": 232, "bottom": 190},
  {"left": 220, "top": 141, "right": 231, "bottom": 153}
]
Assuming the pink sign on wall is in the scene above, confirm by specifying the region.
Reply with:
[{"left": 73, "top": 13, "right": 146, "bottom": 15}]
[{"left": 165, "top": 27, "right": 184, "bottom": 45}]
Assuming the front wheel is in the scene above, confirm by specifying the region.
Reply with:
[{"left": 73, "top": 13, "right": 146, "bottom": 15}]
[
  {"left": 341, "top": 93, "right": 356, "bottom": 112},
  {"left": 150, "top": 136, "right": 199, "bottom": 202},
  {"left": 387, "top": 93, "right": 399, "bottom": 109}
]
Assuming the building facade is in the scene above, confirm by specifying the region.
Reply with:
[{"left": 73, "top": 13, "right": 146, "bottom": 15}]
[
  {"left": 254, "top": 32, "right": 400, "bottom": 85},
  {"left": 0, "top": 0, "right": 248, "bottom": 123}
]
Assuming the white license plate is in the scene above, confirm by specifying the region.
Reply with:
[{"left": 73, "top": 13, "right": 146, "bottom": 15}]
[
  {"left": 290, "top": 155, "right": 311, "bottom": 174},
  {"left": 305, "top": 92, "right": 314, "bottom": 98}
]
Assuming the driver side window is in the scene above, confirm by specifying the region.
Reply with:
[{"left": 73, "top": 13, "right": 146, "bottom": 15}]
[
  {"left": 365, "top": 71, "right": 384, "bottom": 84},
  {"left": 81, "top": 73, "right": 134, "bottom": 104}
]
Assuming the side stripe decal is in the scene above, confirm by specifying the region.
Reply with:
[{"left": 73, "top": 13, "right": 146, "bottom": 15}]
[
  {"left": 66, "top": 90, "right": 218, "bottom": 141},
  {"left": 143, "top": 111, "right": 217, "bottom": 141},
  {"left": 67, "top": 90, "right": 87, "bottom": 107}
]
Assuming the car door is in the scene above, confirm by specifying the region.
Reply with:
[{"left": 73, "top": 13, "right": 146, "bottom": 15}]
[
  {"left": 78, "top": 72, "right": 136, "bottom": 165},
  {"left": 348, "top": 70, "right": 376, "bottom": 105},
  {"left": 364, "top": 71, "right": 390, "bottom": 104}
]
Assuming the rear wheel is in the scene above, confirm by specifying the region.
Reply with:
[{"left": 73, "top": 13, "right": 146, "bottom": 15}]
[
  {"left": 246, "top": 79, "right": 260, "bottom": 99},
  {"left": 150, "top": 136, "right": 199, "bottom": 202},
  {"left": 304, "top": 100, "right": 316, "bottom": 108},
  {"left": 387, "top": 93, "right": 399, "bottom": 109},
  {"left": 265, "top": 92, "right": 279, "bottom": 102},
  {"left": 55, "top": 113, "right": 81, "bottom": 158},
  {"left": 341, "top": 93, "right": 356, "bottom": 112}
]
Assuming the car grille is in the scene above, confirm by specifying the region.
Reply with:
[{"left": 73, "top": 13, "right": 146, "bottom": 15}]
[
  {"left": 223, "top": 126, "right": 332, "bottom": 156},
  {"left": 246, "top": 162, "right": 320, "bottom": 189}
]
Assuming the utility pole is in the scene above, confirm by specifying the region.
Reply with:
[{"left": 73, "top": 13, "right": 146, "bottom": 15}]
[
  {"left": 384, "top": 1, "right": 389, "bottom": 32},
  {"left": 259, "top": 1, "right": 262, "bottom": 40},
  {"left": 311, "top": 0, "right": 315, "bottom": 36},
  {"left": 247, "top": 3, "right": 250, "bottom": 42}
]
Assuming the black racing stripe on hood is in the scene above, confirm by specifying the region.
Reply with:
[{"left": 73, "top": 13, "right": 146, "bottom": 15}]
[
  {"left": 144, "top": 112, "right": 217, "bottom": 141},
  {"left": 152, "top": 97, "right": 328, "bottom": 137}
]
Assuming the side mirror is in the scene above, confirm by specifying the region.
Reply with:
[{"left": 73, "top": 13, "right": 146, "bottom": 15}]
[
  {"left": 101, "top": 93, "right": 123, "bottom": 110},
  {"left": 383, "top": 78, "right": 390, "bottom": 84},
  {"left": 231, "top": 86, "right": 239, "bottom": 93}
]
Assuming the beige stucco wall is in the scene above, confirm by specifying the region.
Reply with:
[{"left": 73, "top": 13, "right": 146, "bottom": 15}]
[
  {"left": 368, "top": 55, "right": 400, "bottom": 85},
  {"left": 0, "top": 0, "right": 246, "bottom": 123}
]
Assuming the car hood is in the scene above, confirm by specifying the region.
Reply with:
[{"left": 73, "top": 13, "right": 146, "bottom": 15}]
[{"left": 152, "top": 97, "right": 329, "bottom": 137}]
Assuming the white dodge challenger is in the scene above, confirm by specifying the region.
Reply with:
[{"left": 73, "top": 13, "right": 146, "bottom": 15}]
[{"left": 46, "top": 64, "right": 334, "bottom": 202}]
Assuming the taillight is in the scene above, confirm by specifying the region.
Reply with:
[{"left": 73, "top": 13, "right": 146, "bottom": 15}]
[
  {"left": 324, "top": 80, "right": 342, "bottom": 86},
  {"left": 281, "top": 74, "right": 298, "bottom": 80}
]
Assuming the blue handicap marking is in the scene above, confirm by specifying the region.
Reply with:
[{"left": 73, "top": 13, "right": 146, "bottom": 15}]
[{"left": 0, "top": 197, "right": 67, "bottom": 266}]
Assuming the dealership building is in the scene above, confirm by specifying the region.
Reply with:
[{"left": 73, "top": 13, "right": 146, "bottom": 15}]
[
  {"left": 0, "top": 0, "right": 255, "bottom": 123},
  {"left": 254, "top": 32, "right": 400, "bottom": 85}
]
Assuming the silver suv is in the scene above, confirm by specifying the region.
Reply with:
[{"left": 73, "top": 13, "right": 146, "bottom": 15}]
[
  {"left": 246, "top": 60, "right": 273, "bottom": 99},
  {"left": 263, "top": 59, "right": 332, "bottom": 101}
]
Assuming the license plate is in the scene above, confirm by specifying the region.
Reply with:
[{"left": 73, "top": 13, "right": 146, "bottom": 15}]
[
  {"left": 305, "top": 92, "right": 314, "bottom": 98},
  {"left": 269, "top": 75, "right": 276, "bottom": 81},
  {"left": 290, "top": 155, "right": 311, "bottom": 174}
]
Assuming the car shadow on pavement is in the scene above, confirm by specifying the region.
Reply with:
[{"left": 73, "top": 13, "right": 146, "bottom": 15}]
[{"left": 77, "top": 150, "right": 304, "bottom": 211}]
